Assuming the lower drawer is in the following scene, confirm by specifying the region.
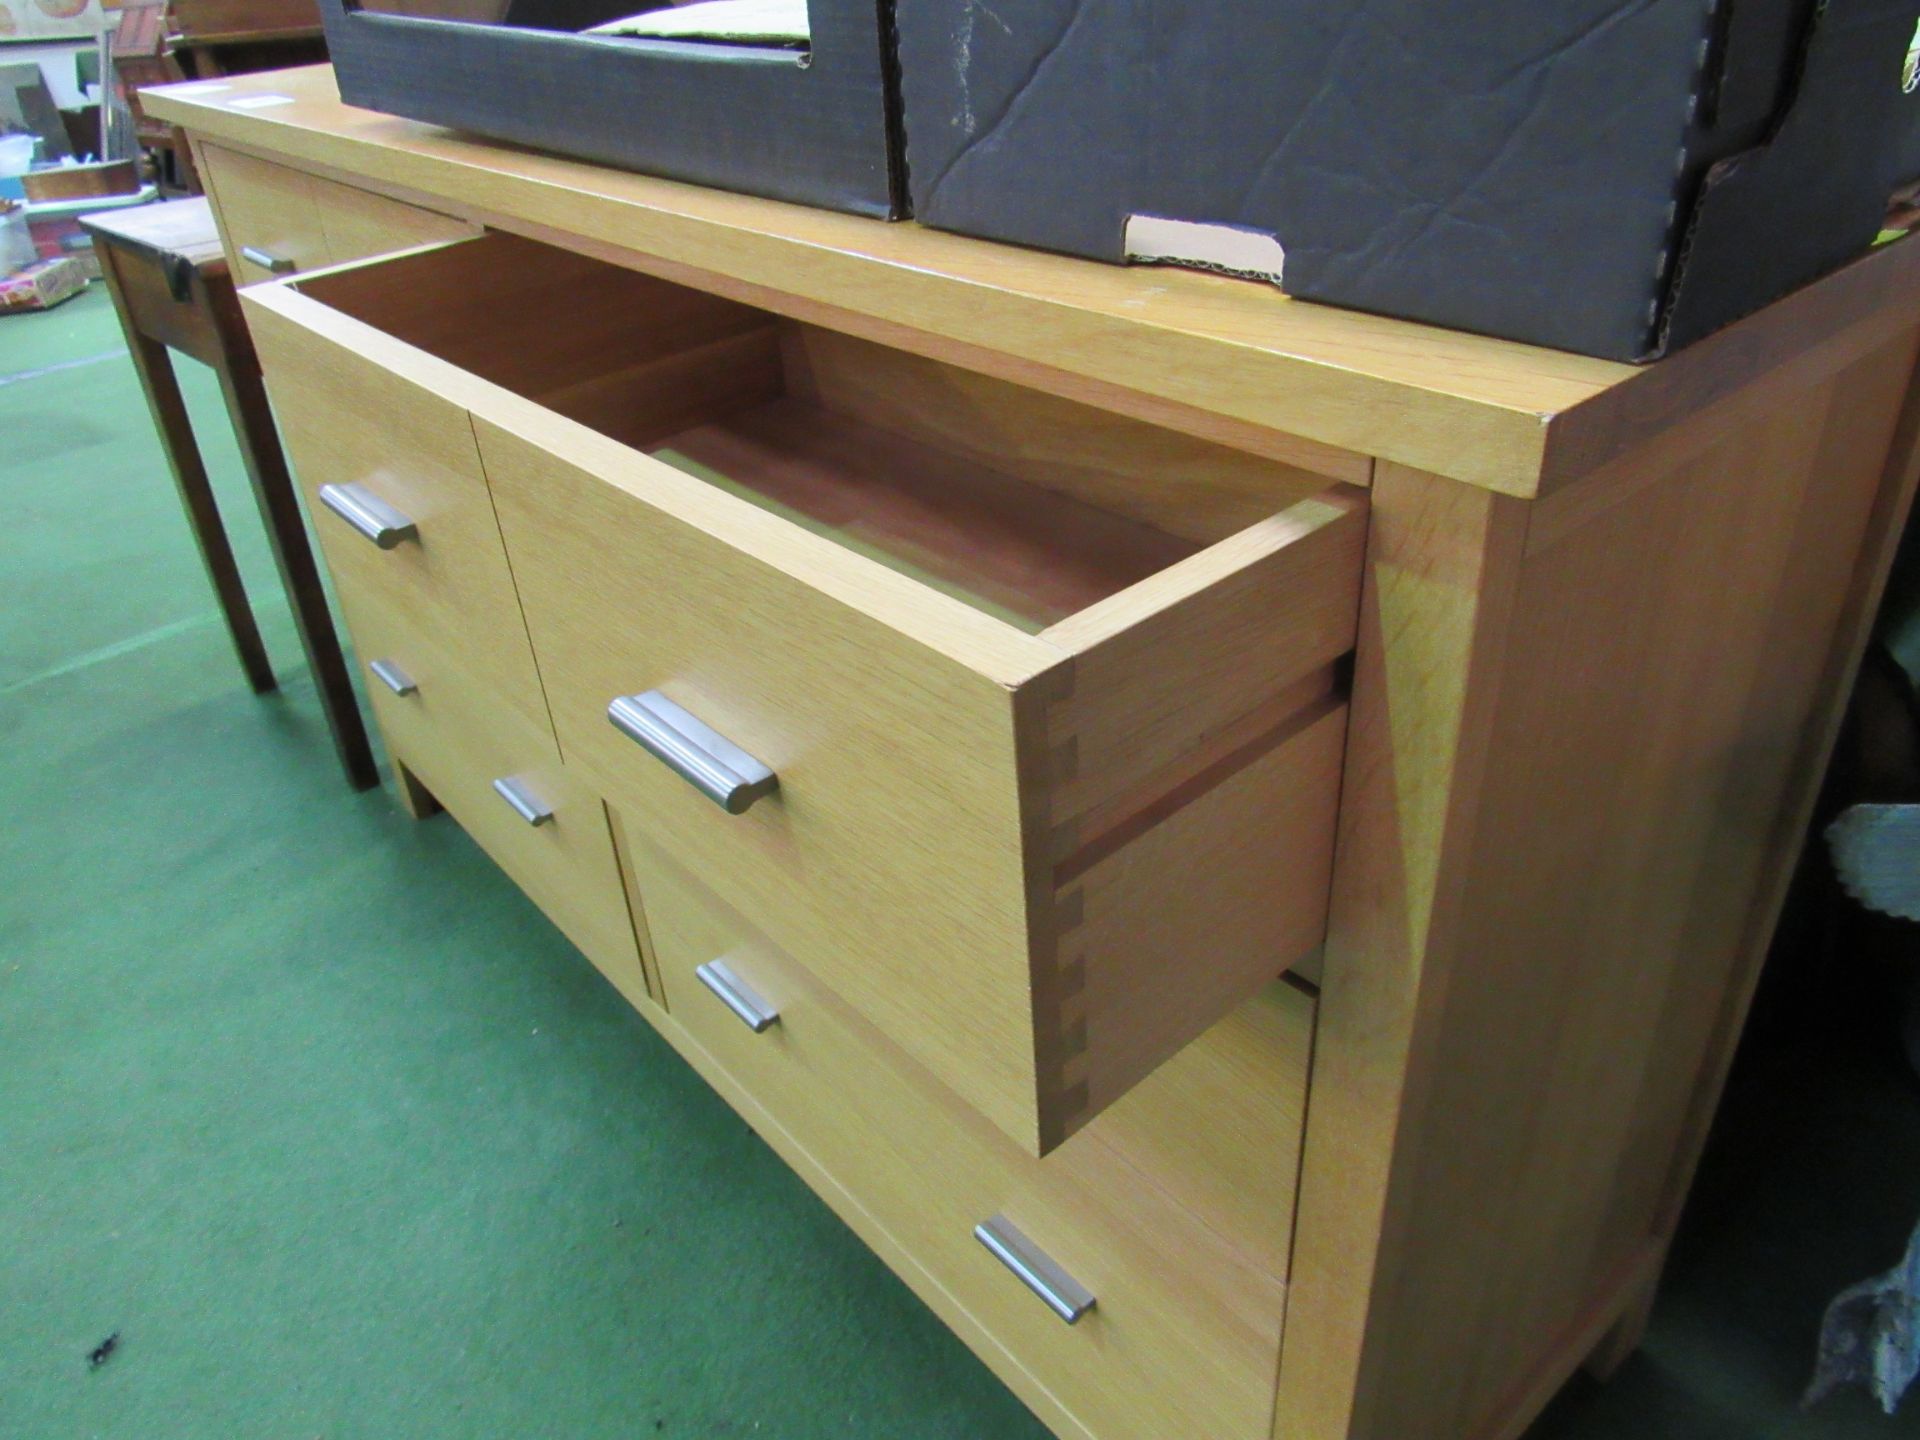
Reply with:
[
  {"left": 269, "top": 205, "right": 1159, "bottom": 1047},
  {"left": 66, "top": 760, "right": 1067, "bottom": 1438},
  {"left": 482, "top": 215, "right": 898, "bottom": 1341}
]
[
  {"left": 630, "top": 830, "right": 1309, "bottom": 1440},
  {"left": 358, "top": 625, "right": 649, "bottom": 1010}
]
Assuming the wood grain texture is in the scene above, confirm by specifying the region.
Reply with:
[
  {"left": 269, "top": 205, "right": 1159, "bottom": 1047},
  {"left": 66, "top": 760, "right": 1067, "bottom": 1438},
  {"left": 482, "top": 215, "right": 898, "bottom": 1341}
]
[
  {"left": 481, "top": 410, "right": 1056, "bottom": 1149},
  {"left": 630, "top": 839, "right": 1308, "bottom": 1440},
  {"left": 605, "top": 801, "right": 666, "bottom": 1010},
  {"left": 654, "top": 396, "right": 1201, "bottom": 632},
  {"left": 295, "top": 231, "right": 769, "bottom": 413},
  {"left": 1277, "top": 464, "right": 1530, "bottom": 1440},
  {"left": 138, "top": 67, "right": 1582, "bottom": 493},
  {"left": 197, "top": 138, "right": 475, "bottom": 283},
  {"left": 474, "top": 401, "right": 1346, "bottom": 1155},
  {"left": 198, "top": 140, "right": 332, "bottom": 283},
  {"left": 1585, "top": 326, "right": 1920, "bottom": 1372},
  {"left": 240, "top": 285, "right": 560, "bottom": 749},
  {"left": 149, "top": 66, "right": 1920, "bottom": 496},
  {"left": 181, "top": 94, "right": 1920, "bottom": 1440},
  {"left": 1280, "top": 326, "right": 1920, "bottom": 1440},
  {"left": 1041, "top": 494, "right": 1366, "bottom": 822},
  {"left": 237, "top": 227, "right": 1361, "bottom": 1155},
  {"left": 82, "top": 193, "right": 229, "bottom": 272},
  {"left": 357, "top": 619, "right": 648, "bottom": 1010},
  {"left": 309, "top": 170, "right": 478, "bottom": 264},
  {"left": 1057, "top": 704, "right": 1346, "bottom": 1129},
  {"left": 780, "top": 326, "right": 1349, "bottom": 542}
]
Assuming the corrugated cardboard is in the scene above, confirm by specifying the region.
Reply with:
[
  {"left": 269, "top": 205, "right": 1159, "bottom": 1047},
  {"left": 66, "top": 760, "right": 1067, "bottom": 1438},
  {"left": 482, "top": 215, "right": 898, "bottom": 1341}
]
[
  {"left": 319, "top": 0, "right": 902, "bottom": 218},
  {"left": 898, "top": 0, "right": 1920, "bottom": 360}
]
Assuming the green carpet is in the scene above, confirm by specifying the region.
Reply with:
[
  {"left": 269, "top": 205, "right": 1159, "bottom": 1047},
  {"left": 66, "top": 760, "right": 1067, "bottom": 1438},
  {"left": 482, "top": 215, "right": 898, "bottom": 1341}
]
[
  {"left": 0, "top": 286, "right": 1049, "bottom": 1438},
  {"left": 3, "top": 284, "right": 1917, "bottom": 1439}
]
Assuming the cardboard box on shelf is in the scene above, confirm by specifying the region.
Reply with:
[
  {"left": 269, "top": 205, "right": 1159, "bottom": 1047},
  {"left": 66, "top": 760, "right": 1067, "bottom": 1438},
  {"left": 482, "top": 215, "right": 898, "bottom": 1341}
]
[
  {"left": 319, "top": 0, "right": 901, "bottom": 218},
  {"left": 896, "top": 0, "right": 1920, "bottom": 361}
]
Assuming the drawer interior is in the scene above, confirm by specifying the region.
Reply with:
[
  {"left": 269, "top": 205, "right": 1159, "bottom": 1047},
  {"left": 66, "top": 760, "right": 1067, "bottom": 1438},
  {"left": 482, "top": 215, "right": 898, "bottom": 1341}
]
[{"left": 292, "top": 232, "right": 1347, "bottom": 635}]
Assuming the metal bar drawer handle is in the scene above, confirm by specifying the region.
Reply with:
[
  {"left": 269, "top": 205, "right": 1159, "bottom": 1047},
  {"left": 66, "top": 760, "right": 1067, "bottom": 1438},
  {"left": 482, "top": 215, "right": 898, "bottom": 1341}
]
[
  {"left": 317, "top": 482, "right": 418, "bottom": 550},
  {"left": 367, "top": 658, "right": 417, "bottom": 697},
  {"left": 696, "top": 958, "right": 780, "bottom": 1033},
  {"left": 607, "top": 692, "right": 778, "bottom": 815},
  {"left": 491, "top": 776, "right": 553, "bottom": 827},
  {"left": 240, "top": 245, "right": 297, "bottom": 274},
  {"left": 975, "top": 1217, "right": 1096, "bottom": 1325}
]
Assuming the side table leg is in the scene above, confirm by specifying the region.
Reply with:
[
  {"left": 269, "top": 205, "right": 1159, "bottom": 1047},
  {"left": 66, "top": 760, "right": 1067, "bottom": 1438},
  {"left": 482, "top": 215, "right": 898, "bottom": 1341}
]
[
  {"left": 206, "top": 301, "right": 379, "bottom": 792},
  {"left": 99, "top": 251, "right": 276, "bottom": 695}
]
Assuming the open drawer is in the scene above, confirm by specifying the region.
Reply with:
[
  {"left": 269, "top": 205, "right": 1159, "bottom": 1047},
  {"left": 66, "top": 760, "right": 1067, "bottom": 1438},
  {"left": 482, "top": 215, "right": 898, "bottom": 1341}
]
[{"left": 241, "top": 232, "right": 1366, "bottom": 1155}]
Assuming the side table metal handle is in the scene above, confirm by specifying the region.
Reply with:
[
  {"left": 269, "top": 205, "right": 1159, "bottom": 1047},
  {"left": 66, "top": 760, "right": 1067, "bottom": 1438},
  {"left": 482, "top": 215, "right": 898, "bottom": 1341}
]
[
  {"left": 318, "top": 483, "right": 418, "bottom": 550},
  {"left": 607, "top": 691, "right": 778, "bottom": 814},
  {"left": 974, "top": 1217, "right": 1096, "bottom": 1324}
]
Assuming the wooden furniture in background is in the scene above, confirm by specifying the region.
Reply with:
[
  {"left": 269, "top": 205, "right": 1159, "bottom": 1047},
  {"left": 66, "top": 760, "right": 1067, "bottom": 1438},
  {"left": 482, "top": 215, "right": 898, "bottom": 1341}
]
[
  {"left": 115, "top": 0, "right": 326, "bottom": 191},
  {"left": 82, "top": 195, "right": 374, "bottom": 790},
  {"left": 147, "top": 64, "right": 1920, "bottom": 1440}
]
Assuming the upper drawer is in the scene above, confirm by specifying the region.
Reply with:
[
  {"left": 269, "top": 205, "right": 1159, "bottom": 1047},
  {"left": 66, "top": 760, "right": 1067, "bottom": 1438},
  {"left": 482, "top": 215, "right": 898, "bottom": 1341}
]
[
  {"left": 239, "top": 232, "right": 1366, "bottom": 1156},
  {"left": 199, "top": 142, "right": 478, "bottom": 284},
  {"left": 239, "top": 264, "right": 555, "bottom": 747}
]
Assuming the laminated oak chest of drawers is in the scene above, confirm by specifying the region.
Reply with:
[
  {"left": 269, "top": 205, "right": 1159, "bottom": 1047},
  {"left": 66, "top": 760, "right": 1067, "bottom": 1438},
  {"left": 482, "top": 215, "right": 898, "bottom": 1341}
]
[{"left": 150, "top": 64, "right": 1920, "bottom": 1440}]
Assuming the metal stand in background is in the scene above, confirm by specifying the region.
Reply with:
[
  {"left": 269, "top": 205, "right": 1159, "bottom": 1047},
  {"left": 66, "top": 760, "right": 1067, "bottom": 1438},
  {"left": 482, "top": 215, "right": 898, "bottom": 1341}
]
[{"left": 98, "top": 24, "right": 137, "bottom": 164}]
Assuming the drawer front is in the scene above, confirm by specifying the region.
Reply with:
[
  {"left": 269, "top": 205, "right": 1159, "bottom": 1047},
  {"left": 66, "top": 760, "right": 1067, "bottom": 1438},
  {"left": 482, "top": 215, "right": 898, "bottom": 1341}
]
[
  {"left": 304, "top": 171, "right": 480, "bottom": 266},
  {"left": 201, "top": 143, "right": 332, "bottom": 284},
  {"left": 479, "top": 416, "right": 1348, "bottom": 1157},
  {"left": 239, "top": 234, "right": 1356, "bottom": 1158},
  {"left": 200, "top": 142, "right": 477, "bottom": 283},
  {"left": 476, "top": 415, "right": 1057, "bottom": 1147},
  {"left": 242, "top": 297, "right": 556, "bottom": 746},
  {"left": 635, "top": 838, "right": 1302, "bottom": 1440},
  {"left": 356, "top": 614, "right": 648, "bottom": 1010}
]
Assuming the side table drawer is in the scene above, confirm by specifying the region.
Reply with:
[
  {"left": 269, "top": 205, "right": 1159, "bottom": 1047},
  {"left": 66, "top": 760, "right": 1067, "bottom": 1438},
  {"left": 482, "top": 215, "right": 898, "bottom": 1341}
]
[{"left": 635, "top": 836, "right": 1307, "bottom": 1440}]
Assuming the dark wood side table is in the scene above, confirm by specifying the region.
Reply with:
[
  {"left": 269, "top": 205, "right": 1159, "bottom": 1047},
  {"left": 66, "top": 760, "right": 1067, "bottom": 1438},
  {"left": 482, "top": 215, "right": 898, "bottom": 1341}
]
[{"left": 83, "top": 195, "right": 376, "bottom": 790}]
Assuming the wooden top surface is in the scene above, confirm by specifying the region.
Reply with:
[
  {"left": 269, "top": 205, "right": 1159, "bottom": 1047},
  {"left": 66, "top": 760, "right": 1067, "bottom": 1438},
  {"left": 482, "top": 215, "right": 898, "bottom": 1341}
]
[
  {"left": 81, "top": 195, "right": 226, "bottom": 271},
  {"left": 147, "top": 65, "right": 1920, "bottom": 496}
]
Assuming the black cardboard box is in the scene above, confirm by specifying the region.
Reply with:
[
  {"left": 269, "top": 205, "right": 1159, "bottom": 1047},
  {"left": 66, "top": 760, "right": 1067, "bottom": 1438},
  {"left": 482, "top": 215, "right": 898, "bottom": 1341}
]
[
  {"left": 898, "top": 0, "right": 1920, "bottom": 360},
  {"left": 319, "top": 0, "right": 903, "bottom": 217}
]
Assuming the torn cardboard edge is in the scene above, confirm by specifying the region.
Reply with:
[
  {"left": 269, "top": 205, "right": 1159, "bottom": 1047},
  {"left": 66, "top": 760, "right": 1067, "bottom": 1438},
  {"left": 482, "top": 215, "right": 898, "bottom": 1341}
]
[
  {"left": 1123, "top": 214, "right": 1286, "bottom": 286},
  {"left": 587, "top": 0, "right": 810, "bottom": 47}
]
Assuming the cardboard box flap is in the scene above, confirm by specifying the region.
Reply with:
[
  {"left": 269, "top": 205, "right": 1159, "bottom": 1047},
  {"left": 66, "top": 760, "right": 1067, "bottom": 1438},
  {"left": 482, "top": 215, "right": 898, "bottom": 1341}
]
[{"left": 1662, "top": 0, "right": 1920, "bottom": 355}]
